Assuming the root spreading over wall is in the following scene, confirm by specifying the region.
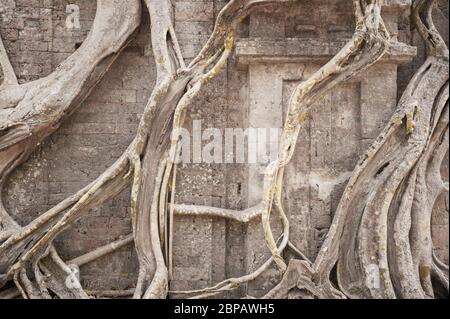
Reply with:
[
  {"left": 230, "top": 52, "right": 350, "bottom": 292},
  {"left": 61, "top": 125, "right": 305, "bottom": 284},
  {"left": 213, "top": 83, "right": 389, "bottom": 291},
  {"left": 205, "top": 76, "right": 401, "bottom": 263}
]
[{"left": 0, "top": 0, "right": 448, "bottom": 299}]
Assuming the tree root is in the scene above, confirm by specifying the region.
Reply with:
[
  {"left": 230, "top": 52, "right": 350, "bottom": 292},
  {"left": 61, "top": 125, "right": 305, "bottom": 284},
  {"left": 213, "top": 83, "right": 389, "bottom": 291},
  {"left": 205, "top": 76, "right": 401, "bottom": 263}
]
[
  {"left": 263, "top": 0, "right": 449, "bottom": 299},
  {"left": 0, "top": 0, "right": 448, "bottom": 300}
]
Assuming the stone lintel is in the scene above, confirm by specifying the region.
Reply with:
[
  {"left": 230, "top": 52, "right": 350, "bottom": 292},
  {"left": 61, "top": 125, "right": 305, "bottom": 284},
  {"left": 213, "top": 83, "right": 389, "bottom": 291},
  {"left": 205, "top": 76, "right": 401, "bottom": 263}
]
[{"left": 235, "top": 38, "right": 417, "bottom": 69}]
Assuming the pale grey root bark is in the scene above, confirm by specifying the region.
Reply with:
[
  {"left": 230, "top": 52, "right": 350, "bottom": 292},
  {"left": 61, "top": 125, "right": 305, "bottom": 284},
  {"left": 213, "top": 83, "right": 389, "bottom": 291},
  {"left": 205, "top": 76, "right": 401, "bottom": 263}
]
[{"left": 0, "top": 0, "right": 448, "bottom": 299}]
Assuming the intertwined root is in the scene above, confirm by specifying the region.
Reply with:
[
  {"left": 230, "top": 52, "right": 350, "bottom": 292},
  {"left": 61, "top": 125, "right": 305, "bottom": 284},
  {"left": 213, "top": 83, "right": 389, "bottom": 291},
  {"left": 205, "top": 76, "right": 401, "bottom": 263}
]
[
  {"left": 0, "top": 0, "right": 448, "bottom": 299},
  {"left": 0, "top": 0, "right": 142, "bottom": 299}
]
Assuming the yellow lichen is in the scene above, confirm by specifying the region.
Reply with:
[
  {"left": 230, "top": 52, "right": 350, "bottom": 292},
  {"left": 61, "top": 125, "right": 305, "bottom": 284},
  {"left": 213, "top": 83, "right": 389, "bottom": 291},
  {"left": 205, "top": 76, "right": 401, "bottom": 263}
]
[{"left": 224, "top": 33, "right": 234, "bottom": 51}]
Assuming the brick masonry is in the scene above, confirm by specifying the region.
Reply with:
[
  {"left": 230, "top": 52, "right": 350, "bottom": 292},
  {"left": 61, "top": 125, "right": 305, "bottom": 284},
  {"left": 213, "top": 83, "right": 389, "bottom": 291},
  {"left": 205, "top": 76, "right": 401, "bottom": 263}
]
[{"left": 0, "top": 0, "right": 448, "bottom": 296}]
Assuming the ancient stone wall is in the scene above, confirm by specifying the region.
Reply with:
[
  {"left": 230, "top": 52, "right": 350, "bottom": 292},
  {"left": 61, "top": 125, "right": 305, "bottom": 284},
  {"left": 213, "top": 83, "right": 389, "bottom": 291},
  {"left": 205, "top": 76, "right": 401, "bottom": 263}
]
[{"left": 1, "top": 0, "right": 448, "bottom": 297}]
